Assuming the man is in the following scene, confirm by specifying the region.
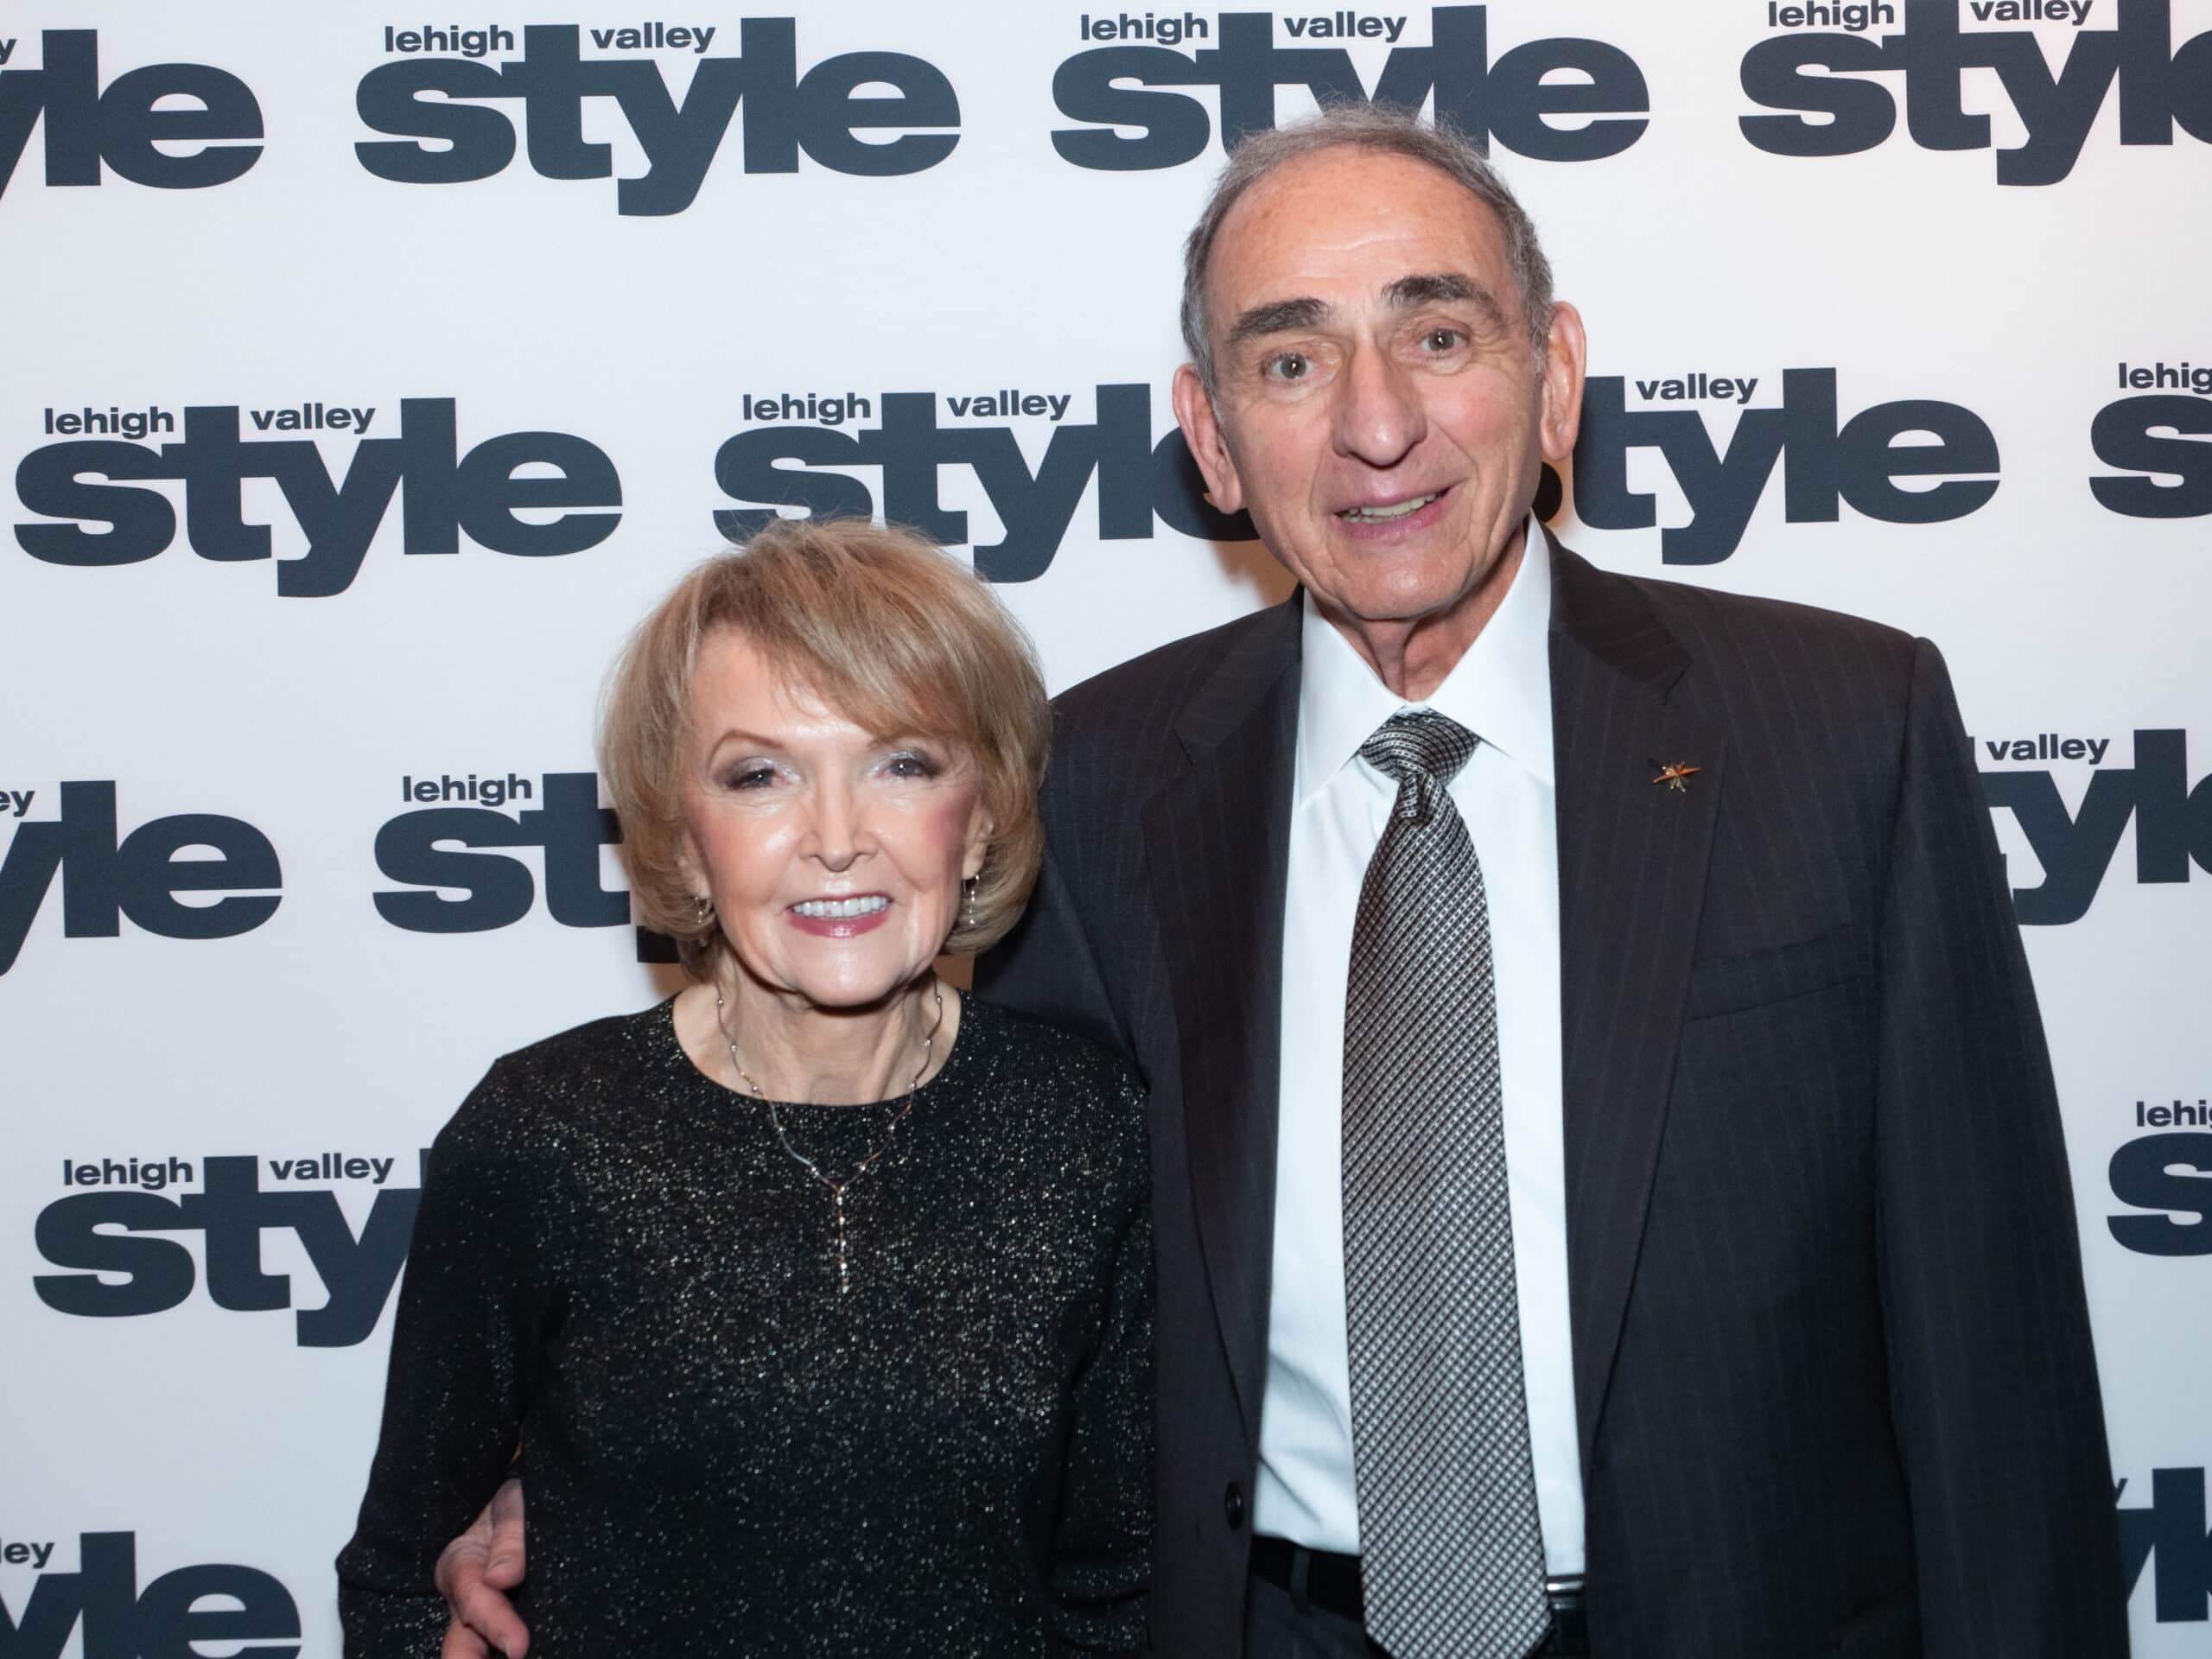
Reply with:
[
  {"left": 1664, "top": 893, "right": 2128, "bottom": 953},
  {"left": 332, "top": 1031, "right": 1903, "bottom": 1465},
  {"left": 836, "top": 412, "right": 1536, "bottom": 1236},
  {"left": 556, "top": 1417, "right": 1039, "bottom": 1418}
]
[{"left": 436, "top": 108, "right": 2126, "bottom": 1657}]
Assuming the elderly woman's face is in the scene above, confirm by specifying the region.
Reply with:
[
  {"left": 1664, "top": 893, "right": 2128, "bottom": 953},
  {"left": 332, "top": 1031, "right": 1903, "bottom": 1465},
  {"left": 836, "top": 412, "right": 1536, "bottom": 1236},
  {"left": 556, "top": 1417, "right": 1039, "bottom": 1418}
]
[{"left": 680, "top": 629, "right": 991, "bottom": 1011}]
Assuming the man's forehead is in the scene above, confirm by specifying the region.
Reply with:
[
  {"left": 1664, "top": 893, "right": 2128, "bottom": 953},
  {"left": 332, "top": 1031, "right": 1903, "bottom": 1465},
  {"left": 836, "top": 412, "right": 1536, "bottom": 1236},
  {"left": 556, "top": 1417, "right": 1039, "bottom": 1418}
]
[{"left": 1209, "top": 149, "right": 1509, "bottom": 289}]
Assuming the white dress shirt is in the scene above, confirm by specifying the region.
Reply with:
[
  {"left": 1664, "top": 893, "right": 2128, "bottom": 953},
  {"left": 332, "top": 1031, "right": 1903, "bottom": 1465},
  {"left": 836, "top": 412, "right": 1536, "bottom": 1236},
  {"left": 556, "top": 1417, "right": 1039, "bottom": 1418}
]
[{"left": 1255, "top": 523, "right": 1584, "bottom": 1577}]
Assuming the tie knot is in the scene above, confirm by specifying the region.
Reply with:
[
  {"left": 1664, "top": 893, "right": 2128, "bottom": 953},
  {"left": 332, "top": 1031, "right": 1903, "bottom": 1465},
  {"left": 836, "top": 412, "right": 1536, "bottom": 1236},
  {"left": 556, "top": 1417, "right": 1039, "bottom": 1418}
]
[
  {"left": 1360, "top": 711, "right": 1477, "bottom": 820},
  {"left": 1362, "top": 709, "right": 1477, "bottom": 785}
]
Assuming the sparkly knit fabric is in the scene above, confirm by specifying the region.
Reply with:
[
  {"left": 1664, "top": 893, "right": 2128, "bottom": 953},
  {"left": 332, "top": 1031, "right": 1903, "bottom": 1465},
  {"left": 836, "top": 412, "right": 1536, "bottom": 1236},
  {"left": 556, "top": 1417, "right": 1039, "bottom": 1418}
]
[{"left": 336, "top": 995, "right": 1152, "bottom": 1656}]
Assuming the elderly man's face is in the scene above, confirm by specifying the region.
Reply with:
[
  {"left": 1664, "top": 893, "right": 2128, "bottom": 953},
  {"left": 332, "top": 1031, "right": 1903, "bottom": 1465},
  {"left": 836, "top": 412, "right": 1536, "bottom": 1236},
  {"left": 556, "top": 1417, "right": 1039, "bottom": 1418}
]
[{"left": 1174, "top": 148, "right": 1584, "bottom": 653}]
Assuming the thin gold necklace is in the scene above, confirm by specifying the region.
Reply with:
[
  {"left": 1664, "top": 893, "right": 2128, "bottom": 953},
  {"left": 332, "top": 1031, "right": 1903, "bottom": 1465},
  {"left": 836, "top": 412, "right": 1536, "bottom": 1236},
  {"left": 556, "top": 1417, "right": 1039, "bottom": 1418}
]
[{"left": 713, "top": 980, "right": 946, "bottom": 1295}]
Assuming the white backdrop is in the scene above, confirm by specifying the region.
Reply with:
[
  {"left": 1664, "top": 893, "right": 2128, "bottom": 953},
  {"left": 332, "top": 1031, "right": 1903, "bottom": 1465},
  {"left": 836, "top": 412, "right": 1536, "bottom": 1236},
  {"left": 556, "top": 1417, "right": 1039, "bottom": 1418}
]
[{"left": 3, "top": 2, "right": 2208, "bottom": 1650}]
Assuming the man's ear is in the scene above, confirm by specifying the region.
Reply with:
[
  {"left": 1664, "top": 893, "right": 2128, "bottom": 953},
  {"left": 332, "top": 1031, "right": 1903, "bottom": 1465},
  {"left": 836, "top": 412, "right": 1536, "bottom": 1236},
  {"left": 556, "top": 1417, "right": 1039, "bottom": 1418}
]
[
  {"left": 1172, "top": 363, "right": 1246, "bottom": 514},
  {"left": 1537, "top": 300, "right": 1588, "bottom": 465}
]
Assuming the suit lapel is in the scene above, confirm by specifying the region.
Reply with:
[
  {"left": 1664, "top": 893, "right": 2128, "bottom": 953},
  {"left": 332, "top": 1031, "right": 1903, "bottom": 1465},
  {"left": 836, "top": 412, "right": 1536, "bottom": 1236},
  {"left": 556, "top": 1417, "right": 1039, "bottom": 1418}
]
[
  {"left": 1144, "top": 598, "right": 1301, "bottom": 1443},
  {"left": 1548, "top": 540, "right": 1726, "bottom": 1478}
]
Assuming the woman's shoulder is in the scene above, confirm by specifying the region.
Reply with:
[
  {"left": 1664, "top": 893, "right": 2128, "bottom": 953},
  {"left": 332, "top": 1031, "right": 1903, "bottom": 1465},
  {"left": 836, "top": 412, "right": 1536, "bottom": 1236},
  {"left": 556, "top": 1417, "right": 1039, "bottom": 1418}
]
[
  {"left": 958, "top": 997, "right": 1141, "bottom": 1096},
  {"left": 492, "top": 997, "right": 675, "bottom": 1082},
  {"left": 955, "top": 998, "right": 1147, "bottom": 1155},
  {"left": 438, "top": 999, "right": 682, "bottom": 1155}
]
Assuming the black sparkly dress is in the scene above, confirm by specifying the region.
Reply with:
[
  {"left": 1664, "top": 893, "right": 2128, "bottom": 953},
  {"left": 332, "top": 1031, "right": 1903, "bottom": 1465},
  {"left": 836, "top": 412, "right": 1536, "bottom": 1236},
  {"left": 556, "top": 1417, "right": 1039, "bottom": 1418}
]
[{"left": 337, "top": 995, "right": 1152, "bottom": 1656}]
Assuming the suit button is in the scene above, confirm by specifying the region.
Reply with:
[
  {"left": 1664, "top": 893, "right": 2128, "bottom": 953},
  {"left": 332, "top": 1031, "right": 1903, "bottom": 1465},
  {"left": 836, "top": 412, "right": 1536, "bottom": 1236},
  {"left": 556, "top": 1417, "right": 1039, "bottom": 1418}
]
[{"left": 1224, "top": 1481, "right": 1247, "bottom": 1531}]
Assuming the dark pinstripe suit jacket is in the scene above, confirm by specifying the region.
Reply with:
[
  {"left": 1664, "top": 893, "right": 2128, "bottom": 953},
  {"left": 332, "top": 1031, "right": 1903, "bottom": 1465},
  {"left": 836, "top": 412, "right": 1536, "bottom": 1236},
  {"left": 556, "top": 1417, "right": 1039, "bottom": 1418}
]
[{"left": 976, "top": 537, "right": 2127, "bottom": 1658}]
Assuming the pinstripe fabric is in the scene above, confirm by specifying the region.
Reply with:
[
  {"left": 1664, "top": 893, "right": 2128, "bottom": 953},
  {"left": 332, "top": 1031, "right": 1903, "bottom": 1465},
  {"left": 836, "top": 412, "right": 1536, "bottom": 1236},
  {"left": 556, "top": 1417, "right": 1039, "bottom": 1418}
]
[{"left": 977, "top": 535, "right": 2126, "bottom": 1659}]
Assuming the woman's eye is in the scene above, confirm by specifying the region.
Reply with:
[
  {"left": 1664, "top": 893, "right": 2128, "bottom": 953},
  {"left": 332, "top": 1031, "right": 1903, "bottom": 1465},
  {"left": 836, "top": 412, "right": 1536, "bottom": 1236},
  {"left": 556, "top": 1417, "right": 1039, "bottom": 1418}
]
[
  {"left": 884, "top": 753, "right": 939, "bottom": 780},
  {"left": 1264, "top": 352, "right": 1311, "bottom": 383},
  {"left": 727, "top": 765, "right": 776, "bottom": 790}
]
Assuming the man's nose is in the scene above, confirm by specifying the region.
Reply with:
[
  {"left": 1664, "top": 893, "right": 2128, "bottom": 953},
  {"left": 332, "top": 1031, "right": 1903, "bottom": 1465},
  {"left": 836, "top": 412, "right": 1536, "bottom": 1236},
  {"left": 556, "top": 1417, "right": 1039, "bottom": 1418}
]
[{"left": 1332, "top": 344, "right": 1426, "bottom": 468}]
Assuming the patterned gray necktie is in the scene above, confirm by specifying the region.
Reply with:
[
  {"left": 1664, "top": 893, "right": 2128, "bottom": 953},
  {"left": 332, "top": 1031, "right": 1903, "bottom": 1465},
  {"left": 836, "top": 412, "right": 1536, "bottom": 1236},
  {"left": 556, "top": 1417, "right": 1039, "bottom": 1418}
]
[{"left": 1343, "top": 709, "right": 1552, "bottom": 1659}]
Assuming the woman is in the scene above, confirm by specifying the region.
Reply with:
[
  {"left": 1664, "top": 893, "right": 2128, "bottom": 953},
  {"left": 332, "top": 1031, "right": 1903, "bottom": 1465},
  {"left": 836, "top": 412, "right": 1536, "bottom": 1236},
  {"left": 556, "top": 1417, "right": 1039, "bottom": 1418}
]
[{"left": 337, "top": 520, "right": 1151, "bottom": 1656}]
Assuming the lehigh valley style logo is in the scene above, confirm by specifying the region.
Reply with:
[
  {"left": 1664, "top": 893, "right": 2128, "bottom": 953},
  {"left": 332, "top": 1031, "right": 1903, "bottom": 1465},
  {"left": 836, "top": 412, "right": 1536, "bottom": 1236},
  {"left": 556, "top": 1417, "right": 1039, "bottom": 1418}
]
[
  {"left": 13, "top": 399, "right": 622, "bottom": 597},
  {"left": 0, "top": 1533, "right": 301, "bottom": 1659},
  {"left": 33, "top": 1151, "right": 423, "bottom": 1347},
  {"left": 713, "top": 383, "right": 1253, "bottom": 582},
  {"left": 1738, "top": 0, "right": 2212, "bottom": 184},
  {"left": 1979, "top": 728, "right": 2212, "bottom": 924},
  {"left": 1051, "top": 5, "right": 1650, "bottom": 168},
  {"left": 1572, "top": 370, "right": 2000, "bottom": 565},
  {"left": 356, "top": 19, "right": 961, "bottom": 213},
  {"left": 0, "top": 784, "right": 280, "bottom": 976},
  {"left": 0, "top": 31, "right": 263, "bottom": 199}
]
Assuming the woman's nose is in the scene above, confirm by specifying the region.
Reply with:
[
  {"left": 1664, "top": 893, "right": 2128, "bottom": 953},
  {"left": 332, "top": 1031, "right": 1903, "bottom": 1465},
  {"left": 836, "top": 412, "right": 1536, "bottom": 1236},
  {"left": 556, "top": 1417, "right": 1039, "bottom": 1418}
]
[{"left": 804, "top": 779, "right": 865, "bottom": 870}]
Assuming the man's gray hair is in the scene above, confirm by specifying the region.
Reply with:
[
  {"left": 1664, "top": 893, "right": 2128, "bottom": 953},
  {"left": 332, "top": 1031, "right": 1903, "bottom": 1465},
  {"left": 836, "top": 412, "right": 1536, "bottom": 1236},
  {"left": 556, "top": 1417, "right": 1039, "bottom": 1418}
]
[{"left": 1179, "top": 105, "right": 1555, "bottom": 393}]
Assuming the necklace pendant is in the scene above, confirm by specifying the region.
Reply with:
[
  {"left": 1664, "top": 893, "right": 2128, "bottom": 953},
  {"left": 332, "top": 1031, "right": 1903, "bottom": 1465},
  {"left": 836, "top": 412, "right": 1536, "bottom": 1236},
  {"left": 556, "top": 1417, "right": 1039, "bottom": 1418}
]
[
  {"left": 833, "top": 1190, "right": 851, "bottom": 1294},
  {"left": 715, "top": 978, "right": 949, "bottom": 1305}
]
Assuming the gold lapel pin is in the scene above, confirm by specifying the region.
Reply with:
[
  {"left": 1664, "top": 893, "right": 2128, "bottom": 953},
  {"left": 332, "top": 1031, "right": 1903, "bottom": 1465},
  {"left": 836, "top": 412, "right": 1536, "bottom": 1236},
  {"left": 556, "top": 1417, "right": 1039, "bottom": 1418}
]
[{"left": 1649, "top": 760, "right": 1700, "bottom": 793}]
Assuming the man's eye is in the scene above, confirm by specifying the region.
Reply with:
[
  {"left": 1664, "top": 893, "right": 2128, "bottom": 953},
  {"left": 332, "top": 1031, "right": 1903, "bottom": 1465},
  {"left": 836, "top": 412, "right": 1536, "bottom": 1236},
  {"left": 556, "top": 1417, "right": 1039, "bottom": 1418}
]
[
  {"left": 1264, "top": 352, "right": 1311, "bottom": 383},
  {"left": 1421, "top": 327, "right": 1465, "bottom": 353}
]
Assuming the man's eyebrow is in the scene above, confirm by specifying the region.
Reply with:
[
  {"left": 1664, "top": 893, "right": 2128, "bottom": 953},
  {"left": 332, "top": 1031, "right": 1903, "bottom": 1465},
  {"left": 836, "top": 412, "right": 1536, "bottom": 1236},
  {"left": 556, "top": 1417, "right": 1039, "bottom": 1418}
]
[
  {"left": 1224, "top": 296, "right": 1332, "bottom": 350},
  {"left": 1384, "top": 271, "right": 1509, "bottom": 333}
]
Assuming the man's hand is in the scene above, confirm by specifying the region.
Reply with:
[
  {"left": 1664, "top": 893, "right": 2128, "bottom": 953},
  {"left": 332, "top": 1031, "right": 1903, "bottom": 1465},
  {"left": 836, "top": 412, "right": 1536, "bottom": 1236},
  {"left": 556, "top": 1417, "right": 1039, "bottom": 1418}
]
[{"left": 435, "top": 1477, "right": 530, "bottom": 1658}]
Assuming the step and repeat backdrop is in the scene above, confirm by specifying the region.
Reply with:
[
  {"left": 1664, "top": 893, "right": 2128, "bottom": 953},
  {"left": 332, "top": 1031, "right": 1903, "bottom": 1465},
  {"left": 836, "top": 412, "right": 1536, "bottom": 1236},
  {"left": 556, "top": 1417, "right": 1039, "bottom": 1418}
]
[{"left": 3, "top": 0, "right": 2208, "bottom": 1650}]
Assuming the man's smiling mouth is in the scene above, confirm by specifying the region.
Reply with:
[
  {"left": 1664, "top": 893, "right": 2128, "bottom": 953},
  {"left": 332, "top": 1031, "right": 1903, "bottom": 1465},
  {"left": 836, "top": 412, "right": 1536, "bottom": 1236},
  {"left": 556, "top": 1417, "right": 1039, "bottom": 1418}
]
[{"left": 1339, "top": 487, "right": 1446, "bottom": 523}]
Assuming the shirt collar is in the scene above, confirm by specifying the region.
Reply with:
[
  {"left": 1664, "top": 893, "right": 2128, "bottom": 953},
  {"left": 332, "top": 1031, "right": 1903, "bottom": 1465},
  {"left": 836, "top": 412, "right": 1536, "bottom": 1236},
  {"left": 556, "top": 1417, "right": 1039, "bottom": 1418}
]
[{"left": 1294, "top": 518, "right": 1556, "bottom": 806}]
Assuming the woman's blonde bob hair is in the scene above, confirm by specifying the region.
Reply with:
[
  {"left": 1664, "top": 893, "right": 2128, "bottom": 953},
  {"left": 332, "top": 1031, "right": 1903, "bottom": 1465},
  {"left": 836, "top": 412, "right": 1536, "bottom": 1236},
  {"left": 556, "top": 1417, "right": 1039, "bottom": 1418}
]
[{"left": 599, "top": 519, "right": 1051, "bottom": 978}]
